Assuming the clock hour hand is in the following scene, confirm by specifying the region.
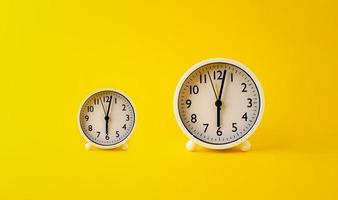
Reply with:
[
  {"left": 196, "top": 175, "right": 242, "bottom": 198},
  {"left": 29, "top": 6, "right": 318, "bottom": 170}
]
[
  {"left": 215, "top": 70, "right": 227, "bottom": 127},
  {"left": 218, "top": 69, "right": 227, "bottom": 101},
  {"left": 105, "top": 96, "right": 112, "bottom": 134}
]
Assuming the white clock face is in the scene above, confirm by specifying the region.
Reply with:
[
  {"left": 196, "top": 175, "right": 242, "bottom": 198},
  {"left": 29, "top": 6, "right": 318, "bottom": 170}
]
[
  {"left": 79, "top": 90, "right": 136, "bottom": 147},
  {"left": 176, "top": 60, "right": 263, "bottom": 148}
]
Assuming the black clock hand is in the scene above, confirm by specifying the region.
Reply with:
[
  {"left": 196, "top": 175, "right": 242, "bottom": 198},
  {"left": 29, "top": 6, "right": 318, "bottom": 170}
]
[
  {"left": 106, "top": 96, "right": 112, "bottom": 117},
  {"left": 99, "top": 97, "right": 107, "bottom": 116},
  {"left": 216, "top": 104, "right": 221, "bottom": 127},
  {"left": 218, "top": 70, "right": 227, "bottom": 101},
  {"left": 207, "top": 71, "right": 217, "bottom": 100},
  {"left": 105, "top": 119, "right": 109, "bottom": 134},
  {"left": 105, "top": 96, "right": 112, "bottom": 134},
  {"left": 215, "top": 70, "right": 227, "bottom": 127}
]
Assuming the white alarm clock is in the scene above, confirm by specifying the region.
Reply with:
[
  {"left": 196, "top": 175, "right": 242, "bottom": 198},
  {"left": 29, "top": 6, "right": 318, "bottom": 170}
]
[
  {"left": 174, "top": 58, "right": 264, "bottom": 151},
  {"left": 78, "top": 89, "right": 136, "bottom": 150}
]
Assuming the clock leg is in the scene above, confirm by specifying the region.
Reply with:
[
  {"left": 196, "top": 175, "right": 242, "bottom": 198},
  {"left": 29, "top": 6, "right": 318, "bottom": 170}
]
[
  {"left": 186, "top": 140, "right": 197, "bottom": 152},
  {"left": 240, "top": 140, "right": 251, "bottom": 152},
  {"left": 85, "top": 142, "right": 91, "bottom": 150},
  {"left": 121, "top": 142, "right": 128, "bottom": 150}
]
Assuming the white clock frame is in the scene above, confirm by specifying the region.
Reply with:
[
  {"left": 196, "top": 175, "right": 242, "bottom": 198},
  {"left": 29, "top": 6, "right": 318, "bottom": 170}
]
[
  {"left": 77, "top": 88, "right": 137, "bottom": 150},
  {"left": 173, "top": 58, "right": 264, "bottom": 151}
]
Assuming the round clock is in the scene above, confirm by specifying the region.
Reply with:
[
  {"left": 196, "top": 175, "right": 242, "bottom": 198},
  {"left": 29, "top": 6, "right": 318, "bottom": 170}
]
[
  {"left": 174, "top": 58, "right": 264, "bottom": 151},
  {"left": 78, "top": 89, "right": 136, "bottom": 150}
]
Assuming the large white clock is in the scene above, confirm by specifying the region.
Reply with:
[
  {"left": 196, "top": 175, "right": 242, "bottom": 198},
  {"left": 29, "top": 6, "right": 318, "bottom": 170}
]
[{"left": 174, "top": 58, "right": 264, "bottom": 151}]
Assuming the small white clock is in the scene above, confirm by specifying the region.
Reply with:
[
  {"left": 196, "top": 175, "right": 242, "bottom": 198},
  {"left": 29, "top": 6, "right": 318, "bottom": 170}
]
[
  {"left": 78, "top": 89, "right": 136, "bottom": 150},
  {"left": 174, "top": 58, "right": 264, "bottom": 151}
]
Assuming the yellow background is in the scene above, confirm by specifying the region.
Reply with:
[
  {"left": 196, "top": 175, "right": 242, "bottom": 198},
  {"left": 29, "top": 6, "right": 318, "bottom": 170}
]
[{"left": 1, "top": 0, "right": 338, "bottom": 199}]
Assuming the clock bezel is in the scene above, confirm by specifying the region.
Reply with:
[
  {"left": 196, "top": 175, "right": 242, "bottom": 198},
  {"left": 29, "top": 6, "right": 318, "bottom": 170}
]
[
  {"left": 173, "top": 58, "right": 264, "bottom": 150},
  {"left": 77, "top": 88, "right": 137, "bottom": 149}
]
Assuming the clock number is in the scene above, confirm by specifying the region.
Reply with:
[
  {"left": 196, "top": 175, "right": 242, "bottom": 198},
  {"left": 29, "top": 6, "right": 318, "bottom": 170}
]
[
  {"left": 189, "top": 85, "right": 199, "bottom": 94},
  {"left": 105, "top": 134, "right": 110, "bottom": 140},
  {"left": 216, "top": 127, "right": 222, "bottom": 136},
  {"left": 85, "top": 115, "right": 89, "bottom": 121},
  {"left": 247, "top": 98, "right": 252, "bottom": 107},
  {"left": 191, "top": 114, "right": 197, "bottom": 123},
  {"left": 203, "top": 123, "right": 209, "bottom": 133},
  {"left": 126, "top": 114, "right": 130, "bottom": 121},
  {"left": 95, "top": 96, "right": 105, "bottom": 103},
  {"left": 114, "top": 98, "right": 117, "bottom": 104},
  {"left": 241, "top": 83, "right": 247, "bottom": 92},
  {"left": 88, "top": 125, "right": 93, "bottom": 131},
  {"left": 232, "top": 123, "right": 237, "bottom": 132},
  {"left": 200, "top": 74, "right": 207, "bottom": 83},
  {"left": 87, "top": 106, "right": 94, "bottom": 112},
  {"left": 213, "top": 70, "right": 223, "bottom": 80},
  {"left": 94, "top": 98, "right": 99, "bottom": 105},
  {"left": 242, "top": 112, "right": 248, "bottom": 121},
  {"left": 115, "top": 131, "right": 119, "bottom": 138},
  {"left": 230, "top": 73, "right": 233, "bottom": 82},
  {"left": 96, "top": 131, "right": 101, "bottom": 138},
  {"left": 122, "top": 124, "right": 127, "bottom": 130},
  {"left": 105, "top": 96, "right": 110, "bottom": 103},
  {"left": 186, "top": 99, "right": 192, "bottom": 108},
  {"left": 122, "top": 104, "right": 126, "bottom": 111}
]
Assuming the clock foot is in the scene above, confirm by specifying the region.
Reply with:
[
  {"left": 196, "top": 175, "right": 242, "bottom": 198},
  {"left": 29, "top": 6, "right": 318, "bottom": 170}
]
[
  {"left": 121, "top": 143, "right": 128, "bottom": 150},
  {"left": 186, "top": 140, "right": 197, "bottom": 152},
  {"left": 85, "top": 143, "right": 91, "bottom": 150},
  {"left": 240, "top": 140, "right": 251, "bottom": 152}
]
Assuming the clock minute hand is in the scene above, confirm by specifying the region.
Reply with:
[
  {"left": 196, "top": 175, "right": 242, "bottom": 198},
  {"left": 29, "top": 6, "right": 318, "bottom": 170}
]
[
  {"left": 216, "top": 70, "right": 227, "bottom": 127},
  {"left": 105, "top": 96, "right": 112, "bottom": 134},
  {"left": 216, "top": 105, "right": 221, "bottom": 127}
]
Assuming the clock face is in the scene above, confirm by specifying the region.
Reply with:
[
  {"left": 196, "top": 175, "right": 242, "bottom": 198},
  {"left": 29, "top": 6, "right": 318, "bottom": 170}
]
[
  {"left": 79, "top": 90, "right": 136, "bottom": 147},
  {"left": 175, "top": 59, "right": 263, "bottom": 148}
]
